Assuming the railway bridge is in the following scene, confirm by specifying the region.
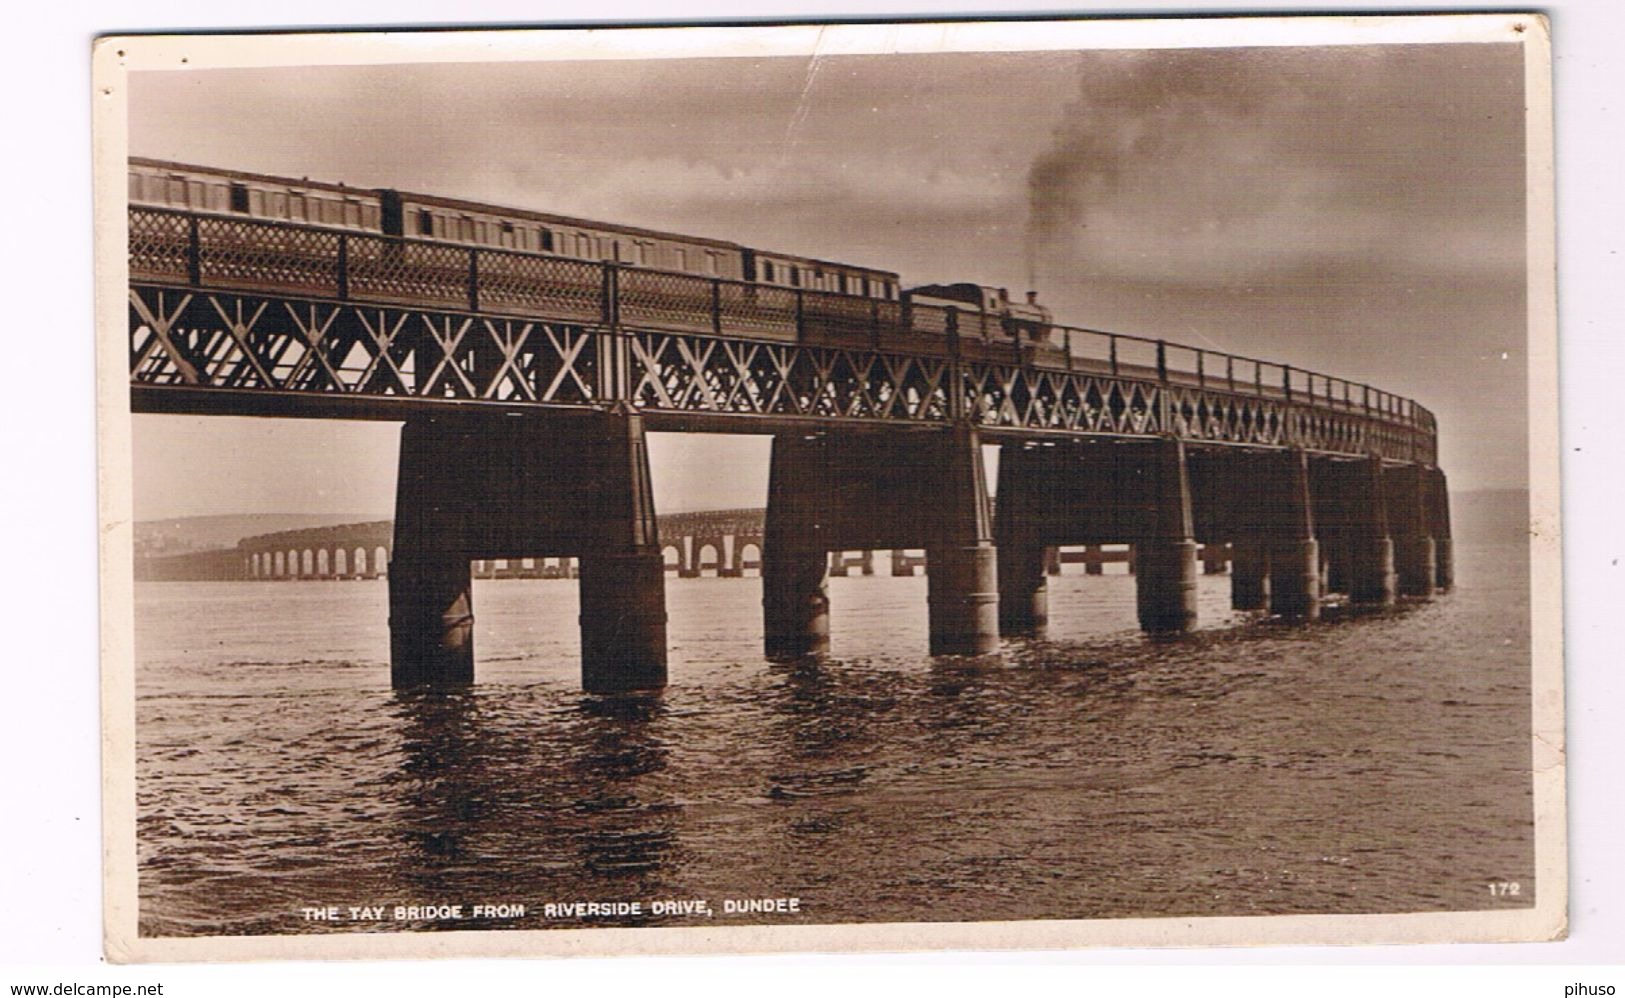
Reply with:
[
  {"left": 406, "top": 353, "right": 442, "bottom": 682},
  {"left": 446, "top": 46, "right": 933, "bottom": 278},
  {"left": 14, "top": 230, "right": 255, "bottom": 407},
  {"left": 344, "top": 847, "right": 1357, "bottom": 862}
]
[
  {"left": 233, "top": 510, "right": 768, "bottom": 581},
  {"left": 127, "top": 204, "right": 1452, "bottom": 692},
  {"left": 230, "top": 510, "right": 1232, "bottom": 583}
]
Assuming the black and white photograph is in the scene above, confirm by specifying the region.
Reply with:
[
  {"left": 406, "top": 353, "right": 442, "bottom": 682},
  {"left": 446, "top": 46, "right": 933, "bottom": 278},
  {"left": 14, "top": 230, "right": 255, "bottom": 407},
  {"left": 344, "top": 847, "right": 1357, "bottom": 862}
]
[{"left": 91, "top": 14, "right": 1563, "bottom": 961}]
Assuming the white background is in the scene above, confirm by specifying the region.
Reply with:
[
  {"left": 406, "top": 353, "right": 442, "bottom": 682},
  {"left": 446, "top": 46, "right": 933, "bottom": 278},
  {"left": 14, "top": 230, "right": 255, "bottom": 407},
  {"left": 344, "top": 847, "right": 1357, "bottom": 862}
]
[{"left": 1, "top": 0, "right": 1619, "bottom": 993}]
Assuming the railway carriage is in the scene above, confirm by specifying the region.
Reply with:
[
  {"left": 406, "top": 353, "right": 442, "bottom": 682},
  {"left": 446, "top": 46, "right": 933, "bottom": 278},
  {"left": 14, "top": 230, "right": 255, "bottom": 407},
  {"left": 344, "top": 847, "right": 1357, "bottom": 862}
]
[
  {"left": 129, "top": 158, "right": 382, "bottom": 230},
  {"left": 385, "top": 190, "right": 750, "bottom": 281},
  {"left": 126, "top": 158, "right": 1061, "bottom": 361},
  {"left": 128, "top": 159, "right": 388, "bottom": 295},
  {"left": 746, "top": 248, "right": 899, "bottom": 300}
]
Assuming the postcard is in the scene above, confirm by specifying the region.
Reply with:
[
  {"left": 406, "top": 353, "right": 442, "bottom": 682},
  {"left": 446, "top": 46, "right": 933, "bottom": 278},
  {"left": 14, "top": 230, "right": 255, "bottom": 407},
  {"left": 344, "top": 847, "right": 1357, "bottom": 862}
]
[{"left": 93, "top": 13, "right": 1563, "bottom": 961}]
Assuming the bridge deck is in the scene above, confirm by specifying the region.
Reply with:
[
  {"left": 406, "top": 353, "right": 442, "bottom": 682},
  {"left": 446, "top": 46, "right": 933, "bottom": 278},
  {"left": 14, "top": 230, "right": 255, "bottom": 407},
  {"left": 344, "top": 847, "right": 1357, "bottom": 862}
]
[{"left": 127, "top": 206, "right": 1437, "bottom": 464}]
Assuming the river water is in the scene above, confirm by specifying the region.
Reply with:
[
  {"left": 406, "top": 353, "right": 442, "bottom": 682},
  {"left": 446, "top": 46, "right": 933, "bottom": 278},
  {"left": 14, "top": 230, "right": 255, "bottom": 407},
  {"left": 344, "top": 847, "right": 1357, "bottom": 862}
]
[{"left": 133, "top": 536, "right": 1535, "bottom": 937}]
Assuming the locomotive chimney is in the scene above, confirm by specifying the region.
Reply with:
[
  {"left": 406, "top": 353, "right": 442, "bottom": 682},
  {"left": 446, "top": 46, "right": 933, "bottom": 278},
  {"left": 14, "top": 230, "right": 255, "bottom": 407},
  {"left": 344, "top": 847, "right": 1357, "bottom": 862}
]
[{"left": 1026, "top": 290, "right": 1039, "bottom": 305}]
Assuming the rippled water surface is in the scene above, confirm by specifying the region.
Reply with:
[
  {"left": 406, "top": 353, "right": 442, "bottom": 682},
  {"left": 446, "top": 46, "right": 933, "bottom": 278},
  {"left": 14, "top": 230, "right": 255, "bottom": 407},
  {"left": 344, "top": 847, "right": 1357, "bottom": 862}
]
[{"left": 134, "top": 541, "right": 1534, "bottom": 937}]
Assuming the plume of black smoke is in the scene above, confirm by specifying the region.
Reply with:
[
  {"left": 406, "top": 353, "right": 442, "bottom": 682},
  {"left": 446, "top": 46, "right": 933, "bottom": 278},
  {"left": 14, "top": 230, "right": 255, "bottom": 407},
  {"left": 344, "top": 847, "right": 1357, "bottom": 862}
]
[{"left": 1024, "top": 49, "right": 1286, "bottom": 292}]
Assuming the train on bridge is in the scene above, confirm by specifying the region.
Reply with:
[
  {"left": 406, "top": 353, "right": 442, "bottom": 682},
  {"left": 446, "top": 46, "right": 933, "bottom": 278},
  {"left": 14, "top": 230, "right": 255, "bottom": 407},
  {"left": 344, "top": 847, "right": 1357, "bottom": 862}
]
[
  {"left": 129, "top": 158, "right": 1065, "bottom": 366},
  {"left": 125, "top": 158, "right": 1449, "bottom": 692}
]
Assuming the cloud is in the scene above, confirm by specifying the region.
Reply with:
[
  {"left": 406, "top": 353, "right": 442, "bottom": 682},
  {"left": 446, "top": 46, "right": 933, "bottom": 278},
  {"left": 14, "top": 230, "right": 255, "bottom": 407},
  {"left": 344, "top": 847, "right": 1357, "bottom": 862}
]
[{"left": 1023, "top": 46, "right": 1525, "bottom": 290}]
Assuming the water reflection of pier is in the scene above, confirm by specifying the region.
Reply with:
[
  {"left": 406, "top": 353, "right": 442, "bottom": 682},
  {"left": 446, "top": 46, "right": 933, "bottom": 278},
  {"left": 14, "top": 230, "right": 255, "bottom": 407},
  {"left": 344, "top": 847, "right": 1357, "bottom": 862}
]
[{"left": 384, "top": 689, "right": 680, "bottom": 926}]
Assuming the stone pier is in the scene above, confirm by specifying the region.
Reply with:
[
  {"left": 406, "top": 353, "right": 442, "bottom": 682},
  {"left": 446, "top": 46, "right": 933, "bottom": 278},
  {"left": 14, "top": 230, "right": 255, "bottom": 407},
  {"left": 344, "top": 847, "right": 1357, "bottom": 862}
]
[
  {"left": 1386, "top": 462, "right": 1437, "bottom": 598},
  {"left": 1134, "top": 437, "right": 1199, "bottom": 634},
  {"left": 1348, "top": 456, "right": 1399, "bottom": 607},
  {"left": 994, "top": 441, "right": 1050, "bottom": 637},
  {"left": 1264, "top": 448, "right": 1321, "bottom": 619},
  {"left": 389, "top": 410, "right": 667, "bottom": 692},
  {"left": 762, "top": 425, "right": 999, "bottom": 658}
]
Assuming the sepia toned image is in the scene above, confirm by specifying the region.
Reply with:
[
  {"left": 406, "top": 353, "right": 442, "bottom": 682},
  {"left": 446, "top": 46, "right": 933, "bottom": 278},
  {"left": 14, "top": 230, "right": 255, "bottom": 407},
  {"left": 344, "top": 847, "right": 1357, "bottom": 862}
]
[{"left": 94, "top": 14, "right": 1563, "bottom": 961}]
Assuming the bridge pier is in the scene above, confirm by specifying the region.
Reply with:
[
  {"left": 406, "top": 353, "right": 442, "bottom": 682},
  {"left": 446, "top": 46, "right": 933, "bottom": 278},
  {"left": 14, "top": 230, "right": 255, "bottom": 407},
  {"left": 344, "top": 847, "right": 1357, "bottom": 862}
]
[
  {"left": 1386, "top": 463, "right": 1437, "bottom": 598},
  {"left": 1135, "top": 437, "right": 1199, "bottom": 634},
  {"left": 1344, "top": 456, "right": 1399, "bottom": 607},
  {"left": 1306, "top": 456, "right": 1345, "bottom": 598},
  {"left": 925, "top": 425, "right": 999, "bottom": 655},
  {"left": 762, "top": 435, "right": 831, "bottom": 658},
  {"left": 1043, "top": 547, "right": 1063, "bottom": 576},
  {"left": 1229, "top": 535, "right": 1270, "bottom": 610},
  {"left": 388, "top": 411, "right": 667, "bottom": 692},
  {"left": 995, "top": 442, "right": 1050, "bottom": 638},
  {"left": 762, "top": 425, "right": 998, "bottom": 658},
  {"left": 576, "top": 412, "right": 668, "bottom": 693},
  {"left": 1429, "top": 467, "right": 1455, "bottom": 591},
  {"left": 677, "top": 537, "right": 701, "bottom": 579},
  {"left": 1322, "top": 533, "right": 1350, "bottom": 595},
  {"left": 929, "top": 547, "right": 1000, "bottom": 654},
  {"left": 1264, "top": 448, "right": 1321, "bottom": 619},
  {"left": 719, "top": 537, "right": 744, "bottom": 578},
  {"left": 390, "top": 420, "right": 475, "bottom": 687},
  {"left": 989, "top": 438, "right": 1205, "bottom": 634},
  {"left": 827, "top": 550, "right": 874, "bottom": 577},
  {"left": 578, "top": 551, "right": 668, "bottom": 693}
]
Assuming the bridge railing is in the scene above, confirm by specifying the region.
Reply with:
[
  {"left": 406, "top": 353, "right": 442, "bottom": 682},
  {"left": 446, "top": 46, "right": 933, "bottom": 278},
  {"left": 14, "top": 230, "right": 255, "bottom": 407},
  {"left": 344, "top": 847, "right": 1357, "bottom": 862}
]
[{"left": 129, "top": 205, "right": 1435, "bottom": 435}]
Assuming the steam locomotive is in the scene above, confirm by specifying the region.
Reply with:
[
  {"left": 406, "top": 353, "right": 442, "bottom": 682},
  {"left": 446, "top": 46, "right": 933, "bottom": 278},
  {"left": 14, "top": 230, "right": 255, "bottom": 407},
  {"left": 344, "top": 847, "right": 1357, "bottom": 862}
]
[{"left": 128, "top": 158, "right": 1065, "bottom": 365}]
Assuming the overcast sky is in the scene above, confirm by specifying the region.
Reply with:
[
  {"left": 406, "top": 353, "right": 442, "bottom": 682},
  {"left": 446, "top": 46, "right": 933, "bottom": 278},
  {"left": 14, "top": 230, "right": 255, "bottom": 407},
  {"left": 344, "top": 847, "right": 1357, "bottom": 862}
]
[{"left": 129, "top": 41, "right": 1527, "bottom": 519}]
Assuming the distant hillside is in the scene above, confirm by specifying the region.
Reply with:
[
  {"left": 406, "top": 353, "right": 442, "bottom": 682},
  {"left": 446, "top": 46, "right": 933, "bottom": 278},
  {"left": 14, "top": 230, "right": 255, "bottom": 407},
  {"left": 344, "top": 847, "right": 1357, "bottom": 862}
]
[{"left": 134, "top": 513, "right": 387, "bottom": 557}]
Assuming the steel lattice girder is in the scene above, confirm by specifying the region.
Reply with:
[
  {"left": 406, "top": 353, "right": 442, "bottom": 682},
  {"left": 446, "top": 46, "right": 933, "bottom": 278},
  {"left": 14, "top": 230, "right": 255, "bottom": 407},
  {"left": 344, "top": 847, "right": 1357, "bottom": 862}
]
[{"left": 128, "top": 283, "right": 1435, "bottom": 464}]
